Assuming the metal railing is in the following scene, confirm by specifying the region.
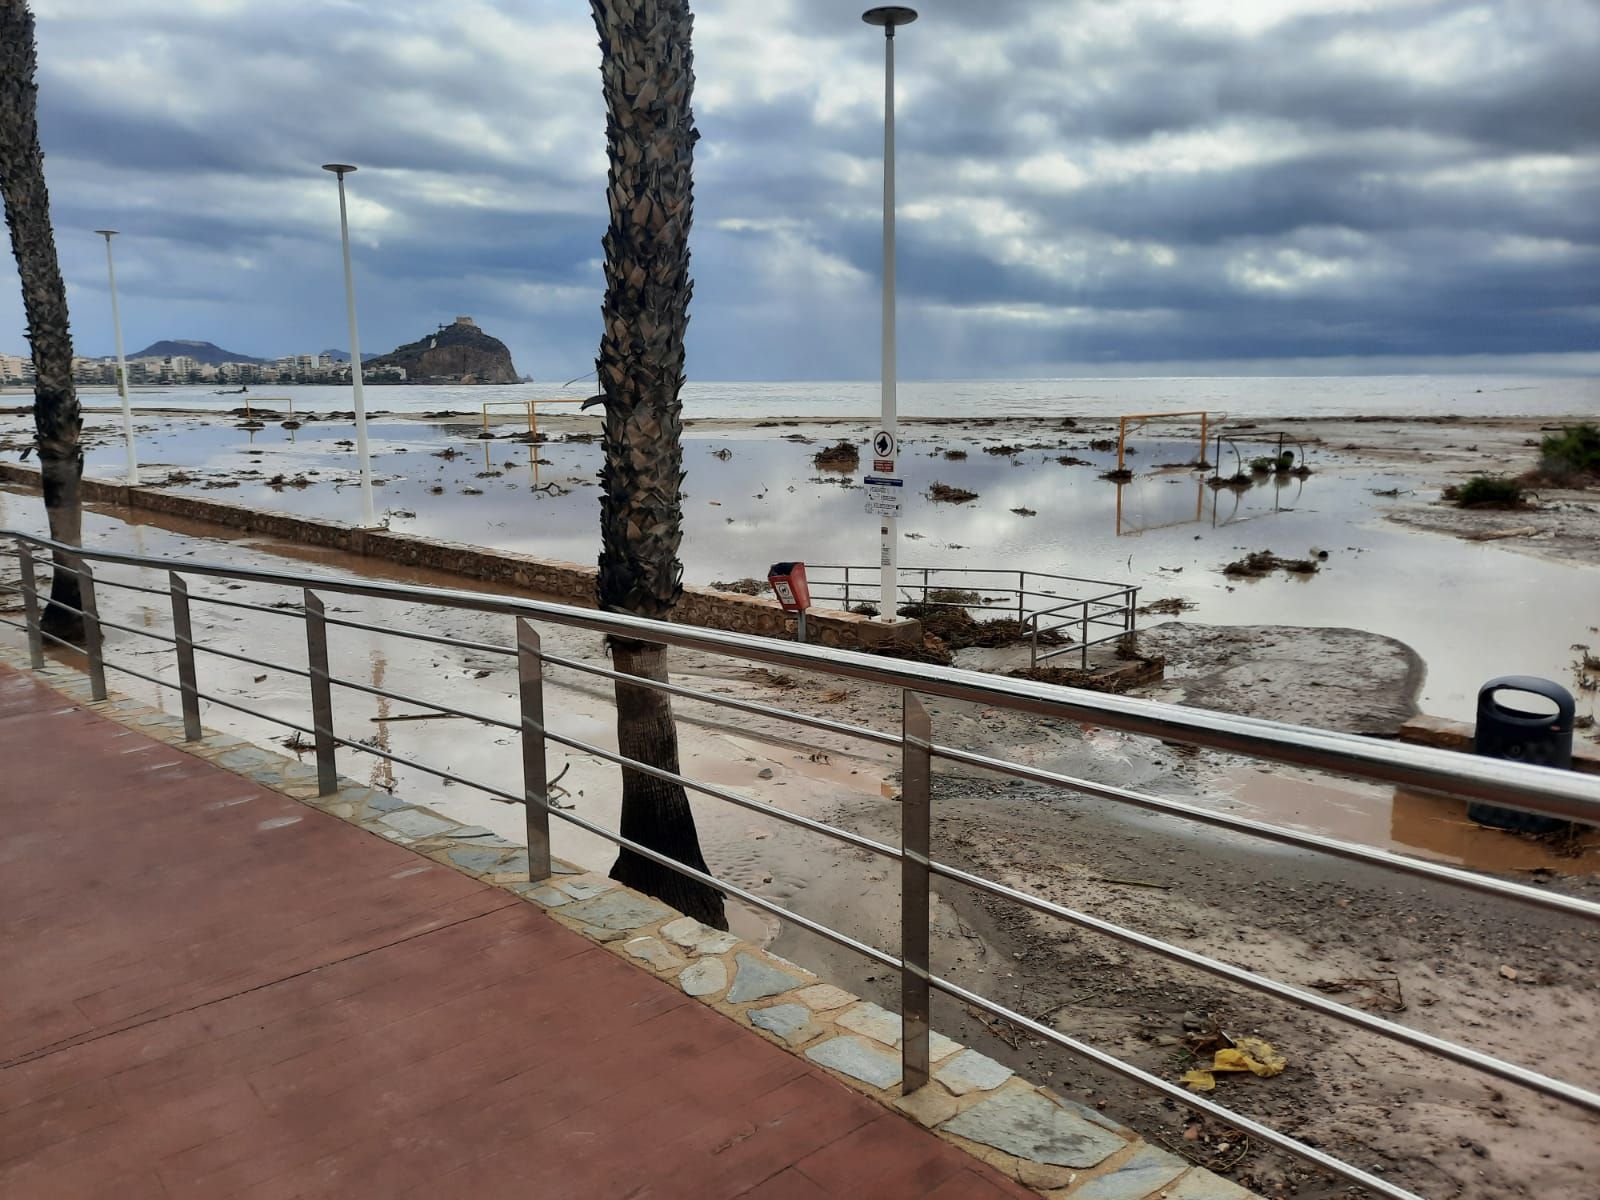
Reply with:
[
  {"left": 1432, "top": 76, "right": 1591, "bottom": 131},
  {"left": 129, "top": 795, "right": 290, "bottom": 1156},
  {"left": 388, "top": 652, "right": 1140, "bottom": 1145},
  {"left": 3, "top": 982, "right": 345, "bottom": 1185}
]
[
  {"left": 1023, "top": 586, "right": 1139, "bottom": 669},
  {"left": 4, "top": 528, "right": 1600, "bottom": 1200},
  {"left": 805, "top": 563, "right": 1138, "bottom": 635}
]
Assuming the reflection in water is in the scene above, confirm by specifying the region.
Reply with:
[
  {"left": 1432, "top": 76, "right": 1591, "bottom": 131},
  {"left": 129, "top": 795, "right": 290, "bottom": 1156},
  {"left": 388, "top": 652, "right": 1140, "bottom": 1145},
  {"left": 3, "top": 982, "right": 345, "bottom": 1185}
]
[
  {"left": 7, "top": 412, "right": 1598, "bottom": 726},
  {"left": 1115, "top": 476, "right": 1206, "bottom": 538},
  {"left": 1209, "top": 472, "right": 1307, "bottom": 528},
  {"left": 1390, "top": 786, "right": 1599, "bottom": 876},
  {"left": 1225, "top": 766, "right": 1597, "bottom": 876}
]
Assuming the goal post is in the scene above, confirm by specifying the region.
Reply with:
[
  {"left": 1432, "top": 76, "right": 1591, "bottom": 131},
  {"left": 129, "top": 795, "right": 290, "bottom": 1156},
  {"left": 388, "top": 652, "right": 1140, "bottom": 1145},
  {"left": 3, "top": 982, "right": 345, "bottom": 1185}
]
[{"left": 1115, "top": 410, "right": 1215, "bottom": 472}]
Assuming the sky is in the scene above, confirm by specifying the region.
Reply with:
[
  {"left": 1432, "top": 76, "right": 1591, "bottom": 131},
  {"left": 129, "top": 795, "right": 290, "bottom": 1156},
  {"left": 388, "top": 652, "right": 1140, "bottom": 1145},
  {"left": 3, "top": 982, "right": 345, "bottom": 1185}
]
[{"left": 3, "top": 0, "right": 1597, "bottom": 382}]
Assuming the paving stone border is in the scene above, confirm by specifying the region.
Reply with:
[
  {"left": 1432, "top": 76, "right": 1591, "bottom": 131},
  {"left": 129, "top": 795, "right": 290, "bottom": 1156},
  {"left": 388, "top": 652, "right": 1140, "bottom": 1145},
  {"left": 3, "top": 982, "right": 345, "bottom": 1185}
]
[{"left": 0, "top": 643, "right": 1259, "bottom": 1200}]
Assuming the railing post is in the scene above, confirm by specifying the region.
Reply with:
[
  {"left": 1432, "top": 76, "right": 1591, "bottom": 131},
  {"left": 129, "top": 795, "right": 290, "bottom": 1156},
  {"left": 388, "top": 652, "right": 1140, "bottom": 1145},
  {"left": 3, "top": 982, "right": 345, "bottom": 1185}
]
[
  {"left": 900, "top": 692, "right": 932, "bottom": 1093},
  {"left": 1081, "top": 603, "right": 1090, "bottom": 670},
  {"left": 169, "top": 572, "right": 202, "bottom": 741},
  {"left": 1017, "top": 570, "right": 1025, "bottom": 624},
  {"left": 303, "top": 589, "right": 338, "bottom": 796},
  {"left": 517, "top": 618, "right": 553, "bottom": 882},
  {"left": 78, "top": 561, "right": 107, "bottom": 701},
  {"left": 15, "top": 539, "right": 44, "bottom": 668}
]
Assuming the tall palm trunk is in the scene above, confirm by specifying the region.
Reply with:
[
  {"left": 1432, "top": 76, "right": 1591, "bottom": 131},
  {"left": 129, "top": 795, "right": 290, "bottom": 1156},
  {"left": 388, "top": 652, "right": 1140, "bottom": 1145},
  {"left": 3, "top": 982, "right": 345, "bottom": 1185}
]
[
  {"left": 0, "top": 0, "right": 83, "bottom": 643},
  {"left": 591, "top": 0, "right": 725, "bottom": 929}
]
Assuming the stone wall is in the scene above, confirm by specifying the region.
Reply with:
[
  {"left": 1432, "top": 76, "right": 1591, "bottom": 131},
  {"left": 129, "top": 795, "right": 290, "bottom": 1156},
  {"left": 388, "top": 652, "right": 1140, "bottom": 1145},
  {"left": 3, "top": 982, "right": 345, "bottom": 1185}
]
[{"left": 0, "top": 462, "right": 919, "bottom": 651}]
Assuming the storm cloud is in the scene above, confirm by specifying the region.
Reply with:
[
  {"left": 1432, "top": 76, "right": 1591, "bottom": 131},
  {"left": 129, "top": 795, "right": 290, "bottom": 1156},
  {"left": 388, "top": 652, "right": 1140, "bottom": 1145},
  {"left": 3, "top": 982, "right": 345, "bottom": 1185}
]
[{"left": 3, "top": 0, "right": 1596, "bottom": 380}]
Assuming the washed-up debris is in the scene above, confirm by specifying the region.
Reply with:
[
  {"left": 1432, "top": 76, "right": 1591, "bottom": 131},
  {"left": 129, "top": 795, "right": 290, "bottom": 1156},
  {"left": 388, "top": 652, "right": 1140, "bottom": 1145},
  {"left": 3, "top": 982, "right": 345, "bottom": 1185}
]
[
  {"left": 1138, "top": 596, "right": 1197, "bottom": 615},
  {"left": 984, "top": 444, "right": 1025, "bottom": 456},
  {"left": 943, "top": 449, "right": 968, "bottom": 460},
  {"left": 812, "top": 440, "right": 860, "bottom": 471},
  {"left": 1010, "top": 506, "right": 1037, "bottom": 517},
  {"left": 1181, "top": 1036, "right": 1287, "bottom": 1091},
  {"left": 711, "top": 577, "right": 766, "bottom": 596},
  {"left": 1222, "top": 550, "right": 1319, "bottom": 578},
  {"left": 928, "top": 481, "right": 978, "bottom": 504},
  {"left": 711, "top": 447, "right": 732, "bottom": 460},
  {"left": 1057, "top": 455, "right": 1092, "bottom": 466}
]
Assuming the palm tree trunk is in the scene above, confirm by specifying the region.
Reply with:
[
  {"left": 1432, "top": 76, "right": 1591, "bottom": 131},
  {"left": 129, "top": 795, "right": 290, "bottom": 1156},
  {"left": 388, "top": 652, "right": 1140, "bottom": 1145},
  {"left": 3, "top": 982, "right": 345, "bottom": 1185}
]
[
  {"left": 591, "top": 0, "right": 725, "bottom": 929},
  {"left": 0, "top": 0, "right": 84, "bottom": 644}
]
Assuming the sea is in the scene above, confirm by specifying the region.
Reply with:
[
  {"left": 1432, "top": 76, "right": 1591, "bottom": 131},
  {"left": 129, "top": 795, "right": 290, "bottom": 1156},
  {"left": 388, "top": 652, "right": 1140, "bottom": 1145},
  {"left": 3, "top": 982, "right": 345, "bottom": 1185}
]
[{"left": 61, "top": 374, "right": 1600, "bottom": 421}]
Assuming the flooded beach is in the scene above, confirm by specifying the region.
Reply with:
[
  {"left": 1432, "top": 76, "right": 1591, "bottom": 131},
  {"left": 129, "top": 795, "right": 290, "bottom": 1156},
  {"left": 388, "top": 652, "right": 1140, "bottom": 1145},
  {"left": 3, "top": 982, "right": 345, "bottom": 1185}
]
[
  {"left": 7, "top": 395, "right": 1595, "bottom": 726},
  {"left": 3, "top": 392, "right": 1597, "bottom": 1200}
]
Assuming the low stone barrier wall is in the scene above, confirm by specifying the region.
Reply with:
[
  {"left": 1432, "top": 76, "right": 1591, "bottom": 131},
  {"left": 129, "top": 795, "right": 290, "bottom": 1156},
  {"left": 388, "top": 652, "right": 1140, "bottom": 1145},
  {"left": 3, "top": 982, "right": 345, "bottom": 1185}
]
[{"left": 0, "top": 462, "right": 918, "bottom": 651}]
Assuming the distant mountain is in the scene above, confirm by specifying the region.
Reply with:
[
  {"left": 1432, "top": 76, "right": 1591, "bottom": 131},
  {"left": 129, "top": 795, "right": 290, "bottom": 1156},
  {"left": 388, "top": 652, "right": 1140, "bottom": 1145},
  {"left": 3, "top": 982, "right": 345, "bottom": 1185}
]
[
  {"left": 128, "top": 339, "right": 266, "bottom": 366},
  {"left": 366, "top": 317, "right": 518, "bottom": 384},
  {"left": 320, "top": 348, "right": 381, "bottom": 363}
]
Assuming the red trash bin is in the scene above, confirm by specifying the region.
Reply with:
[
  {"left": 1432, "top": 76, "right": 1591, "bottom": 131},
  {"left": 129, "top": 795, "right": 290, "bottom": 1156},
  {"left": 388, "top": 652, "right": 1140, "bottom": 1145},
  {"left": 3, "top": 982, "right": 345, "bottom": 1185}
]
[
  {"left": 767, "top": 563, "right": 811, "bottom": 641},
  {"left": 766, "top": 562, "right": 811, "bottom": 612}
]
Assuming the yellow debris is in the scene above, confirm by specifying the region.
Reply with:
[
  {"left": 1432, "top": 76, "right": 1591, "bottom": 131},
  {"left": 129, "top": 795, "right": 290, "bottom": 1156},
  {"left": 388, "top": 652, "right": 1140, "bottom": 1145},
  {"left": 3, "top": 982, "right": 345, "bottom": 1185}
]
[{"left": 1181, "top": 1036, "right": 1287, "bottom": 1091}]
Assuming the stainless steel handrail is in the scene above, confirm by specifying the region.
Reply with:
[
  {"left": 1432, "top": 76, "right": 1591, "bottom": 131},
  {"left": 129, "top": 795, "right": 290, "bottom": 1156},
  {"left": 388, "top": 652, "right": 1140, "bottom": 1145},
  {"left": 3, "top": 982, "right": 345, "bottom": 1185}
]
[
  {"left": 7, "top": 527, "right": 1600, "bottom": 1200},
  {"left": 6, "top": 530, "right": 1596, "bottom": 818}
]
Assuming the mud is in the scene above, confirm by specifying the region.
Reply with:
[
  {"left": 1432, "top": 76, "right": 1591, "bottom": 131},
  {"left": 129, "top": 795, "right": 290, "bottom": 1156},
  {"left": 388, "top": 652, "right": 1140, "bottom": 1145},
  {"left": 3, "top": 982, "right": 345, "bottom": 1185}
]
[{"left": 1135, "top": 622, "right": 1424, "bottom": 736}]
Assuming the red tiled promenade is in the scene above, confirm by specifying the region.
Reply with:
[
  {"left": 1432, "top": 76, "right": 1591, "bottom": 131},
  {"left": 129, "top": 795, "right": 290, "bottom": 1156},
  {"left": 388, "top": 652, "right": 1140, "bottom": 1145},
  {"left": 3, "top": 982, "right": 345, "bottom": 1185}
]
[{"left": 0, "top": 665, "right": 1029, "bottom": 1199}]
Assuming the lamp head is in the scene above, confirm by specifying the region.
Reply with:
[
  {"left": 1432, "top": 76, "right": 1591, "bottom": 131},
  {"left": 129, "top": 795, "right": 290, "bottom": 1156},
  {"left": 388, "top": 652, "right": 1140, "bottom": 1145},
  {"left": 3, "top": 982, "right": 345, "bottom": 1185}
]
[
  {"left": 321, "top": 163, "right": 357, "bottom": 177},
  {"left": 862, "top": 6, "right": 917, "bottom": 30},
  {"left": 94, "top": 229, "right": 118, "bottom": 238}
]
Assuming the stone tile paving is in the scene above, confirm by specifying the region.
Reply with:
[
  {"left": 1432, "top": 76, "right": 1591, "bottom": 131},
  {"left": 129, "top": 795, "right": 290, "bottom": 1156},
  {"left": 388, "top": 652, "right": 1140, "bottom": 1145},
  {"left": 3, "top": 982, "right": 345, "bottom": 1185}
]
[
  {"left": 1065, "top": 1145, "right": 1189, "bottom": 1200},
  {"left": 748, "top": 1003, "right": 824, "bottom": 1047},
  {"left": 806, "top": 1034, "right": 903, "bottom": 1090},
  {"left": 938, "top": 1048, "right": 1016, "bottom": 1095},
  {"left": 726, "top": 952, "right": 806, "bottom": 1003},
  {"left": 943, "top": 1084, "right": 1128, "bottom": 1169},
  {"left": 0, "top": 643, "right": 1262, "bottom": 1200}
]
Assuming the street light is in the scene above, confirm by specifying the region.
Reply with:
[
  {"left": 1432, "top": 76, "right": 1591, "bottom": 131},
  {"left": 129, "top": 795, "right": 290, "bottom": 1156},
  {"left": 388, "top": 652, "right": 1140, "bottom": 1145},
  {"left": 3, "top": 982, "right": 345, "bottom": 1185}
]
[
  {"left": 322, "top": 163, "right": 376, "bottom": 527},
  {"left": 862, "top": 7, "right": 916, "bottom": 622},
  {"left": 93, "top": 229, "right": 137, "bottom": 484}
]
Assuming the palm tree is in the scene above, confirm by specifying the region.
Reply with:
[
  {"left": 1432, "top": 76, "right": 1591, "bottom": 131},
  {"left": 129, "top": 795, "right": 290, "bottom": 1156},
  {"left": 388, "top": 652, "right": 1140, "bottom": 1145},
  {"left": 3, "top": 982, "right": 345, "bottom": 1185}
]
[
  {"left": 589, "top": 0, "right": 725, "bottom": 929},
  {"left": 0, "top": 0, "right": 84, "bottom": 642}
]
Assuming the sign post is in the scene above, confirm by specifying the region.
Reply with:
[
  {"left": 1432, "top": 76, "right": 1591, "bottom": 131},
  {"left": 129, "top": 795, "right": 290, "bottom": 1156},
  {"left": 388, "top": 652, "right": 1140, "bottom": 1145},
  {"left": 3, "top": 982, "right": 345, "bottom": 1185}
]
[{"left": 863, "top": 6, "right": 917, "bottom": 622}]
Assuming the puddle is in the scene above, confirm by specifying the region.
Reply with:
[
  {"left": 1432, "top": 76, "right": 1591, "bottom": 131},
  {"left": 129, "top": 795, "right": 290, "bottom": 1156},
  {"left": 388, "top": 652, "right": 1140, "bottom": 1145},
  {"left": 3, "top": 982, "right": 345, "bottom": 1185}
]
[{"left": 1222, "top": 763, "right": 1598, "bottom": 876}]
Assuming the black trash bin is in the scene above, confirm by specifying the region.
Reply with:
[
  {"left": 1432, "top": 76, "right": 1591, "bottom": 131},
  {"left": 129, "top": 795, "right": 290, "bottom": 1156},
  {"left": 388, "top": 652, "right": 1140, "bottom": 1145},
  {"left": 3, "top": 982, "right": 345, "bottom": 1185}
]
[{"left": 1467, "top": 676, "right": 1575, "bottom": 833}]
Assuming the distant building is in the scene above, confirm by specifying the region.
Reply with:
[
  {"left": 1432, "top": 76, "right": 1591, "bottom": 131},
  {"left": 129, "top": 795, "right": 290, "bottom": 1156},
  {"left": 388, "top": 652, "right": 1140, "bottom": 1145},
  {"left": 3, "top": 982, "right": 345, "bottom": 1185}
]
[{"left": 2, "top": 352, "right": 33, "bottom": 383}]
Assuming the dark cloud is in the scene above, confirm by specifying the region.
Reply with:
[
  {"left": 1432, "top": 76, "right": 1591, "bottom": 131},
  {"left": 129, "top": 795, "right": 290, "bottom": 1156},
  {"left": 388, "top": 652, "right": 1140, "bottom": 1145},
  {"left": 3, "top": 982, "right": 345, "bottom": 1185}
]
[{"left": 0, "top": 0, "right": 1593, "bottom": 378}]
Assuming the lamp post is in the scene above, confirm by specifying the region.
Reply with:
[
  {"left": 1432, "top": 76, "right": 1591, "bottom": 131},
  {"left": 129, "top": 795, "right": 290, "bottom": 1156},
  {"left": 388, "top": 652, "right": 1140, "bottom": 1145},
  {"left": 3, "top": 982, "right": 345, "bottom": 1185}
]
[
  {"left": 93, "top": 229, "right": 137, "bottom": 484},
  {"left": 863, "top": 7, "right": 915, "bottom": 622},
  {"left": 322, "top": 163, "right": 376, "bottom": 527}
]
